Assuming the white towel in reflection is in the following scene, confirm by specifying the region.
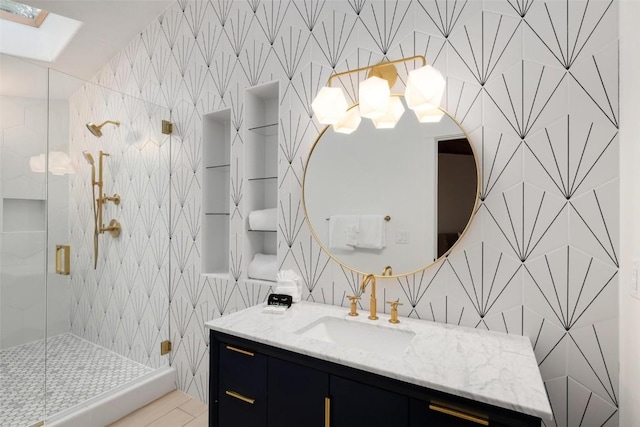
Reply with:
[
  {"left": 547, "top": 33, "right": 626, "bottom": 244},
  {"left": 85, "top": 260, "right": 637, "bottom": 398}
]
[
  {"left": 356, "top": 215, "right": 386, "bottom": 249},
  {"left": 328, "top": 215, "right": 358, "bottom": 251},
  {"left": 248, "top": 208, "right": 277, "bottom": 231},
  {"left": 345, "top": 224, "right": 359, "bottom": 246},
  {"left": 248, "top": 253, "right": 277, "bottom": 282}
]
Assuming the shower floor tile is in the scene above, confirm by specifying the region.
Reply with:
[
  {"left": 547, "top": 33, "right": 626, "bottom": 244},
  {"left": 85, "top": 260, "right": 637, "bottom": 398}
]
[{"left": 0, "top": 333, "right": 153, "bottom": 427}]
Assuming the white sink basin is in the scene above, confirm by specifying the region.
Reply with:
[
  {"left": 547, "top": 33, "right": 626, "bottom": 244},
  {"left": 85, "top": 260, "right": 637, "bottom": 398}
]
[{"left": 296, "top": 316, "right": 415, "bottom": 358}]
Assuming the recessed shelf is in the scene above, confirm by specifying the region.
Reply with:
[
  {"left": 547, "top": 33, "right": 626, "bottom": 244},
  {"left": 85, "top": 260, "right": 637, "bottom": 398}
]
[
  {"left": 248, "top": 123, "right": 278, "bottom": 136},
  {"left": 245, "top": 81, "right": 279, "bottom": 285},
  {"left": 201, "top": 272, "right": 231, "bottom": 281},
  {"left": 245, "top": 278, "right": 276, "bottom": 286},
  {"left": 203, "top": 108, "right": 232, "bottom": 276},
  {"left": 248, "top": 176, "right": 277, "bottom": 181}
]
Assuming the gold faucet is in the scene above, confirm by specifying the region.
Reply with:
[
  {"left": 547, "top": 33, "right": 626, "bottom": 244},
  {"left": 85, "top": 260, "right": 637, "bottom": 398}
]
[
  {"left": 346, "top": 295, "right": 360, "bottom": 316},
  {"left": 361, "top": 274, "right": 378, "bottom": 320},
  {"left": 387, "top": 299, "right": 402, "bottom": 324},
  {"left": 381, "top": 266, "right": 393, "bottom": 276}
]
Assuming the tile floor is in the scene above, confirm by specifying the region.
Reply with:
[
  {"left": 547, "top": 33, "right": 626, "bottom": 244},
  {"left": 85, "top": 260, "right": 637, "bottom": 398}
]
[
  {"left": 109, "top": 390, "right": 207, "bottom": 426},
  {"left": 0, "top": 333, "right": 153, "bottom": 427}
]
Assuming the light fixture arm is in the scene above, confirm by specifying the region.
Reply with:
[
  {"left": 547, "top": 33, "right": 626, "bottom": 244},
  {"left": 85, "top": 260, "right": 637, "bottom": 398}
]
[{"left": 326, "top": 55, "right": 427, "bottom": 87}]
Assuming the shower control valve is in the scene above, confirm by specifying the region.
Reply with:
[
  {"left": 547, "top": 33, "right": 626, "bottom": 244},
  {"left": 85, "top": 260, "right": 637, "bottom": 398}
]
[{"left": 103, "top": 193, "right": 121, "bottom": 205}]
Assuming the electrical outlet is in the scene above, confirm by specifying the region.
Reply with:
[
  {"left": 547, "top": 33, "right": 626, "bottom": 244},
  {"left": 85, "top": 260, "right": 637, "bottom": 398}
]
[
  {"left": 395, "top": 230, "right": 409, "bottom": 244},
  {"left": 632, "top": 259, "right": 639, "bottom": 300}
]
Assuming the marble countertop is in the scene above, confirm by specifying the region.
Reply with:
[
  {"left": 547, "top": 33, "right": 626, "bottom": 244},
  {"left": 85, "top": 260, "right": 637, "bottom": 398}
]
[{"left": 205, "top": 301, "right": 552, "bottom": 421}]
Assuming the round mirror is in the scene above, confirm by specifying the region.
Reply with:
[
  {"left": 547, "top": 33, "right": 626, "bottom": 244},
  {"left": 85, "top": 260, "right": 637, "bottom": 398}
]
[{"left": 303, "top": 100, "right": 479, "bottom": 278}]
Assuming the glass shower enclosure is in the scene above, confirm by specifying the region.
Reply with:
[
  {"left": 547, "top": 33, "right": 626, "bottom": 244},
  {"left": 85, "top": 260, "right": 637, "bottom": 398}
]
[{"left": 0, "top": 54, "right": 172, "bottom": 427}]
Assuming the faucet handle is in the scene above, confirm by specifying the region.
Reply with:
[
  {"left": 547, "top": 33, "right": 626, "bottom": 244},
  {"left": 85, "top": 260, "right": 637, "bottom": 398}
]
[
  {"left": 346, "top": 295, "right": 360, "bottom": 317},
  {"left": 386, "top": 299, "right": 402, "bottom": 324}
]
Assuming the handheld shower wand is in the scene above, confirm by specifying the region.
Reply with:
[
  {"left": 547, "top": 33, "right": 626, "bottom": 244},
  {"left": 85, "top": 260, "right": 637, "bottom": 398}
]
[
  {"left": 83, "top": 151, "right": 99, "bottom": 269},
  {"left": 83, "top": 150, "right": 121, "bottom": 269}
]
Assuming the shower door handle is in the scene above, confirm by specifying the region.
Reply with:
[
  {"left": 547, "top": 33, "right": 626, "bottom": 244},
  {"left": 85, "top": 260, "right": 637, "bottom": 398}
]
[{"left": 55, "top": 245, "right": 70, "bottom": 275}]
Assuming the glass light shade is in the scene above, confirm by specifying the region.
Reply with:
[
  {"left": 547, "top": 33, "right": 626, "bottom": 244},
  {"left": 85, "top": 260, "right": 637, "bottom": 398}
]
[
  {"left": 359, "top": 76, "right": 391, "bottom": 119},
  {"left": 49, "top": 151, "right": 73, "bottom": 175},
  {"left": 372, "top": 97, "right": 405, "bottom": 129},
  {"left": 413, "top": 106, "right": 445, "bottom": 123},
  {"left": 405, "top": 65, "right": 446, "bottom": 111},
  {"left": 333, "top": 107, "right": 361, "bottom": 134},
  {"left": 312, "top": 86, "right": 349, "bottom": 124},
  {"left": 29, "top": 154, "right": 45, "bottom": 173}
]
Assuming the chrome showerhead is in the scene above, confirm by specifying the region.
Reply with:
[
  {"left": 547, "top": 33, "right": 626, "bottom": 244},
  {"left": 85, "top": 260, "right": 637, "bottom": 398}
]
[
  {"left": 82, "top": 151, "right": 94, "bottom": 166},
  {"left": 86, "top": 120, "right": 120, "bottom": 138}
]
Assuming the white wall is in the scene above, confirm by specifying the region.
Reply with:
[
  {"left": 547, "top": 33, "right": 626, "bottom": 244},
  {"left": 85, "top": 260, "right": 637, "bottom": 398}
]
[
  {"left": 619, "top": 1, "right": 640, "bottom": 424},
  {"left": 73, "top": 2, "right": 620, "bottom": 422}
]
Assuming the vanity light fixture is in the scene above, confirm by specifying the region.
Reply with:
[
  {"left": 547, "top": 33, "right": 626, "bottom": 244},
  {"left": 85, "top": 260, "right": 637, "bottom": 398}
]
[
  {"left": 371, "top": 97, "right": 405, "bottom": 129},
  {"left": 311, "top": 55, "right": 446, "bottom": 133},
  {"left": 332, "top": 106, "right": 361, "bottom": 134}
]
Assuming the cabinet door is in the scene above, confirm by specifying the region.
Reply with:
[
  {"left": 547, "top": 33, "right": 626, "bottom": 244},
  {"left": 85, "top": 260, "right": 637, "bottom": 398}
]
[
  {"left": 267, "top": 357, "right": 329, "bottom": 427},
  {"left": 330, "top": 375, "right": 408, "bottom": 427}
]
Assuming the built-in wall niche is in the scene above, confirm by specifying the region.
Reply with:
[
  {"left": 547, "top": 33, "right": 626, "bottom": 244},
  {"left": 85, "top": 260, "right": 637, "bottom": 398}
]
[
  {"left": 244, "top": 82, "right": 279, "bottom": 284},
  {"left": 202, "top": 109, "right": 232, "bottom": 277},
  {"left": 2, "top": 198, "right": 45, "bottom": 232}
]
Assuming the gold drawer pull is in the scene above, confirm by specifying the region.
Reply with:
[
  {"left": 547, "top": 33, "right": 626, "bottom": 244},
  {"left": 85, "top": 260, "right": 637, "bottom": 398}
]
[
  {"left": 324, "top": 397, "right": 330, "bottom": 427},
  {"left": 225, "top": 390, "right": 255, "bottom": 404},
  {"left": 226, "top": 345, "right": 254, "bottom": 357},
  {"left": 429, "top": 403, "right": 489, "bottom": 426}
]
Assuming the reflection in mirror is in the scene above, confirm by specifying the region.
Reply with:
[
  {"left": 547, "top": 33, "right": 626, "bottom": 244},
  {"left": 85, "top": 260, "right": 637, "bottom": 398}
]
[{"left": 303, "top": 100, "right": 478, "bottom": 277}]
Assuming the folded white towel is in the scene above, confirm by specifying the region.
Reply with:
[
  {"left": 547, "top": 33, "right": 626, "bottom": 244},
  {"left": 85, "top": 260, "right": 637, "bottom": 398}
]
[
  {"left": 248, "top": 208, "right": 277, "bottom": 231},
  {"left": 275, "top": 270, "right": 302, "bottom": 302},
  {"left": 248, "top": 253, "right": 277, "bottom": 282},
  {"left": 329, "top": 215, "right": 359, "bottom": 251},
  {"left": 356, "top": 215, "right": 386, "bottom": 249}
]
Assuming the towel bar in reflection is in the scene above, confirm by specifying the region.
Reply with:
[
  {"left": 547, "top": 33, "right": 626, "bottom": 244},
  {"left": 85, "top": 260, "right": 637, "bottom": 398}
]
[{"left": 326, "top": 215, "right": 391, "bottom": 221}]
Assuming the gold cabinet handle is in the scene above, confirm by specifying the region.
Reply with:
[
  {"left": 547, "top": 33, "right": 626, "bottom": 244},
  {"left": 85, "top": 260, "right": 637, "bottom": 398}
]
[
  {"left": 225, "top": 345, "right": 254, "bottom": 357},
  {"left": 225, "top": 390, "right": 255, "bottom": 404},
  {"left": 324, "top": 397, "right": 330, "bottom": 427},
  {"left": 429, "top": 403, "right": 489, "bottom": 426}
]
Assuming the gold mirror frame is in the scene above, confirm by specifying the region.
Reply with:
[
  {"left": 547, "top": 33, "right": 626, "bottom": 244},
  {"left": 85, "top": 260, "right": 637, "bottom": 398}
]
[{"left": 302, "top": 100, "right": 481, "bottom": 279}]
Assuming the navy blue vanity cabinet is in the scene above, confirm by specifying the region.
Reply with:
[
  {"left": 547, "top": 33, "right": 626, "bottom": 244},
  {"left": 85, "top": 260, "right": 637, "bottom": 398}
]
[
  {"left": 330, "top": 375, "right": 409, "bottom": 426},
  {"left": 209, "top": 330, "right": 542, "bottom": 427},
  {"left": 267, "top": 356, "right": 328, "bottom": 427}
]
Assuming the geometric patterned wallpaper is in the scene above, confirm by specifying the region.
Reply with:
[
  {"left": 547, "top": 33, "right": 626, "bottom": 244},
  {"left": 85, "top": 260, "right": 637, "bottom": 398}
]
[
  {"left": 68, "top": 83, "right": 171, "bottom": 371},
  {"left": 69, "top": 1, "right": 619, "bottom": 425}
]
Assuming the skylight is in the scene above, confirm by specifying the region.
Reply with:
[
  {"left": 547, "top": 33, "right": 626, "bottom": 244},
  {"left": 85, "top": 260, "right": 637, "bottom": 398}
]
[{"left": 0, "top": 0, "right": 48, "bottom": 28}]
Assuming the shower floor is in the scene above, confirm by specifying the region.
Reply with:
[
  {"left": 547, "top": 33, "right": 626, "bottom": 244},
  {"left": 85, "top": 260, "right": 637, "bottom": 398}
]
[{"left": 0, "top": 333, "right": 153, "bottom": 427}]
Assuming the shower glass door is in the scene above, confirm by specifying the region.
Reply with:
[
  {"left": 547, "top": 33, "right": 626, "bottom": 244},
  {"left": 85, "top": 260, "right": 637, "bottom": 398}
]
[
  {"left": 42, "top": 68, "right": 172, "bottom": 423},
  {"left": 0, "top": 53, "right": 171, "bottom": 427},
  {"left": 0, "top": 54, "right": 49, "bottom": 427}
]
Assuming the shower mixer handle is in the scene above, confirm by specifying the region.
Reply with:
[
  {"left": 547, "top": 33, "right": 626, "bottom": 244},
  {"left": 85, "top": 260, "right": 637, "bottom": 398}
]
[
  {"left": 100, "top": 219, "right": 121, "bottom": 238},
  {"left": 103, "top": 194, "right": 120, "bottom": 205}
]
